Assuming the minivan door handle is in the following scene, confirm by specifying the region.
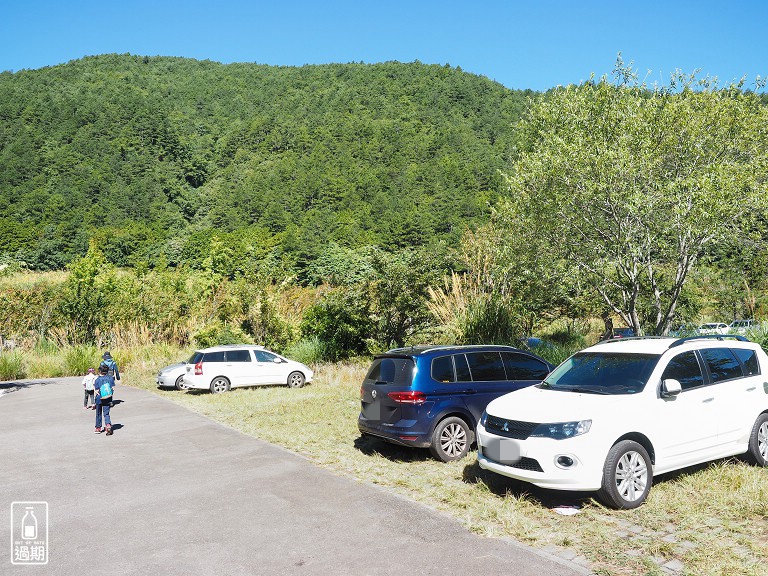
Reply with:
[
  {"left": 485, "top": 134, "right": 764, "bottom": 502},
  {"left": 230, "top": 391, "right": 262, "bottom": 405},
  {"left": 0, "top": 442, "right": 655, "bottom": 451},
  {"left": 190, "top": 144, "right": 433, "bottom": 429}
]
[
  {"left": 746, "top": 386, "right": 756, "bottom": 391},
  {"left": 702, "top": 397, "right": 714, "bottom": 403},
  {"left": 461, "top": 389, "right": 477, "bottom": 394}
]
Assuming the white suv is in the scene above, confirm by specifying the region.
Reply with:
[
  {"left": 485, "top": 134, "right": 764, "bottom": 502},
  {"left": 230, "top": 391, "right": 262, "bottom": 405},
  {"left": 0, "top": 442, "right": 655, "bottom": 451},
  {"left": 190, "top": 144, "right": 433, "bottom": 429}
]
[
  {"left": 476, "top": 335, "right": 768, "bottom": 508},
  {"left": 183, "top": 345, "right": 313, "bottom": 393}
]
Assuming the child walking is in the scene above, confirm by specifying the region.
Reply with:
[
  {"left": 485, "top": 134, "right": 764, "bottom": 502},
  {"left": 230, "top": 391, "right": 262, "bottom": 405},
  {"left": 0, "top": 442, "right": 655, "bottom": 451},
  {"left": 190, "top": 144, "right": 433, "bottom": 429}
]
[
  {"left": 82, "top": 367, "right": 97, "bottom": 409},
  {"left": 94, "top": 364, "right": 115, "bottom": 435}
]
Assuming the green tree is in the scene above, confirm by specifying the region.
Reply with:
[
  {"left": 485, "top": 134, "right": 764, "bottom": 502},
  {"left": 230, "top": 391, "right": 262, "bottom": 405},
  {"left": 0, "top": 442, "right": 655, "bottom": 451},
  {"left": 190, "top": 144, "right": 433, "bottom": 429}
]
[
  {"left": 503, "top": 59, "right": 768, "bottom": 335},
  {"left": 58, "top": 242, "right": 114, "bottom": 344}
]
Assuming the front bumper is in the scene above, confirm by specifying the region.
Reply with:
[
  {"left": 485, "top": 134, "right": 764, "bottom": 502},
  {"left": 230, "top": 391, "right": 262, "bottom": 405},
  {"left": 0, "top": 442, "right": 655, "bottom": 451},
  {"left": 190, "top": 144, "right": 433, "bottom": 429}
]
[{"left": 475, "top": 422, "right": 604, "bottom": 491}]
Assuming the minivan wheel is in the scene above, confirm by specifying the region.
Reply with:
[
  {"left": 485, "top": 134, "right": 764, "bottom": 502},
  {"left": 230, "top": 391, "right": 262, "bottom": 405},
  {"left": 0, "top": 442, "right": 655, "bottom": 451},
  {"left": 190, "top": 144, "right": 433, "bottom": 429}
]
[
  {"left": 429, "top": 417, "right": 471, "bottom": 462},
  {"left": 597, "top": 440, "right": 652, "bottom": 509},
  {"left": 287, "top": 371, "right": 306, "bottom": 388},
  {"left": 745, "top": 413, "right": 768, "bottom": 466},
  {"left": 210, "top": 377, "right": 230, "bottom": 394}
]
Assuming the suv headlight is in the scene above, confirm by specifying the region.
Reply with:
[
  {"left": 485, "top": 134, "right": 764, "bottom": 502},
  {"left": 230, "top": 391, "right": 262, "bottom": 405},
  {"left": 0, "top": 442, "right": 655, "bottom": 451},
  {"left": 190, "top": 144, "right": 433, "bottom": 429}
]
[{"left": 530, "top": 420, "right": 591, "bottom": 440}]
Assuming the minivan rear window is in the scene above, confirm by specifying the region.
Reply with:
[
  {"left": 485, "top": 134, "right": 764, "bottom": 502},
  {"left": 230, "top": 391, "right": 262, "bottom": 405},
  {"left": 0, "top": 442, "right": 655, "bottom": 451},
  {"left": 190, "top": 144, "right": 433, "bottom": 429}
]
[
  {"left": 188, "top": 352, "right": 204, "bottom": 364},
  {"left": 365, "top": 357, "right": 415, "bottom": 386}
]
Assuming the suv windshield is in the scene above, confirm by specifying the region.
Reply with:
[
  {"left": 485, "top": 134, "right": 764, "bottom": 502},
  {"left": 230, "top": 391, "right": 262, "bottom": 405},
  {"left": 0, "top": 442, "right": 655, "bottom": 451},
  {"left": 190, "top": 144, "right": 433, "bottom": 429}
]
[{"left": 541, "top": 352, "right": 660, "bottom": 394}]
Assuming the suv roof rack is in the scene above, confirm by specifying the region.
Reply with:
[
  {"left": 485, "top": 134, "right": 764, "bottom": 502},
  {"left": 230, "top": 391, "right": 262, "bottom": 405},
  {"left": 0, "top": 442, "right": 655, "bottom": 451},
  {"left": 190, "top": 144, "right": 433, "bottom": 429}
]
[{"left": 668, "top": 334, "right": 749, "bottom": 348}]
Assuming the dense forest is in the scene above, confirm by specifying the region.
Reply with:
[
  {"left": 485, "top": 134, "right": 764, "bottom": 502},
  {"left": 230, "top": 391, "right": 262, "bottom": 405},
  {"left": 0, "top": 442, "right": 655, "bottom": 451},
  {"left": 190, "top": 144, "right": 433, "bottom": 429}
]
[
  {"left": 0, "top": 55, "right": 534, "bottom": 277},
  {"left": 2, "top": 56, "right": 767, "bottom": 362}
]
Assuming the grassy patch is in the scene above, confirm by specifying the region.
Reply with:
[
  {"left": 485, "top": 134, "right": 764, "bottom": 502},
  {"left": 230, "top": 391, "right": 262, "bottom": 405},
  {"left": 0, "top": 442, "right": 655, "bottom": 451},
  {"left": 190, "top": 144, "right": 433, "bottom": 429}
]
[{"left": 23, "top": 349, "right": 768, "bottom": 575}]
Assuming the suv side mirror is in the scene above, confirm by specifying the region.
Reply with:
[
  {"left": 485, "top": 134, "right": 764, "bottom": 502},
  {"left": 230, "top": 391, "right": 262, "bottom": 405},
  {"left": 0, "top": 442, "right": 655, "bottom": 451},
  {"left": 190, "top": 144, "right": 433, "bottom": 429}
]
[{"left": 661, "top": 378, "right": 682, "bottom": 397}]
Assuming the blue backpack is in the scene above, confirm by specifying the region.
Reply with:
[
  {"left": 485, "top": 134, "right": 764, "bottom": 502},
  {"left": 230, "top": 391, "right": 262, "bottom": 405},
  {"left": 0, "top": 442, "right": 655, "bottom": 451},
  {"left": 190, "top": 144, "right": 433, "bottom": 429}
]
[{"left": 98, "top": 377, "right": 113, "bottom": 399}]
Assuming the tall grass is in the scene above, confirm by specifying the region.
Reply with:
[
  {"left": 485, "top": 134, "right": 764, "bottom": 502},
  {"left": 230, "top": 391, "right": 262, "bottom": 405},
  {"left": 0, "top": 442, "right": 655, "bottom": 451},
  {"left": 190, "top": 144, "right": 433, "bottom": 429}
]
[
  {"left": 0, "top": 352, "right": 26, "bottom": 380},
  {"left": 64, "top": 345, "right": 100, "bottom": 375}
]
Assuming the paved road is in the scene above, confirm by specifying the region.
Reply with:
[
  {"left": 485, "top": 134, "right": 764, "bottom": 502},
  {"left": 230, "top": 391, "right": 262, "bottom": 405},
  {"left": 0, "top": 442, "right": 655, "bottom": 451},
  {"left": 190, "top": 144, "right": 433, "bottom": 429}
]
[{"left": 0, "top": 378, "right": 590, "bottom": 575}]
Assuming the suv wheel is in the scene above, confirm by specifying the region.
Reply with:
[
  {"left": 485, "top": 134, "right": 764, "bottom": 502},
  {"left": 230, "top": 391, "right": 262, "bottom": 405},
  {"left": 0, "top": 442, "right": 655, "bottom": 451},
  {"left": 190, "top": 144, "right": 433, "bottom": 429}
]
[
  {"left": 745, "top": 413, "right": 768, "bottom": 466},
  {"left": 597, "top": 440, "right": 652, "bottom": 509},
  {"left": 287, "top": 371, "right": 306, "bottom": 388},
  {"left": 429, "top": 417, "right": 471, "bottom": 462},
  {"left": 210, "top": 377, "right": 230, "bottom": 394}
]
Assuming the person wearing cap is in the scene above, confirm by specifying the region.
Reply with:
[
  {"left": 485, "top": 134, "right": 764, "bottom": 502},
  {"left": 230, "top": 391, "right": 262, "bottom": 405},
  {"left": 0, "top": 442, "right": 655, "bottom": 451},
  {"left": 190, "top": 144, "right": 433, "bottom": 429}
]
[{"left": 82, "top": 367, "right": 97, "bottom": 409}]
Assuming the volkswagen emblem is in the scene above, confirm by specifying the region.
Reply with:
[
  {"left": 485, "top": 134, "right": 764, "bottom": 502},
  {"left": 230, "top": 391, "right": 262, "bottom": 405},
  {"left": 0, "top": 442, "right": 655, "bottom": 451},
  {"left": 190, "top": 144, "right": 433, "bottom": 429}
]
[{"left": 371, "top": 389, "right": 377, "bottom": 399}]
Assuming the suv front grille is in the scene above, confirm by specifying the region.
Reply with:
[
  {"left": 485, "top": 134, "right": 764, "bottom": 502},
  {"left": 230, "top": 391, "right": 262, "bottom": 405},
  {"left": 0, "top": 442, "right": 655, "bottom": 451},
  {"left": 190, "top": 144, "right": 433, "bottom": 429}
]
[
  {"left": 485, "top": 415, "right": 538, "bottom": 439},
  {"left": 510, "top": 457, "right": 544, "bottom": 472}
]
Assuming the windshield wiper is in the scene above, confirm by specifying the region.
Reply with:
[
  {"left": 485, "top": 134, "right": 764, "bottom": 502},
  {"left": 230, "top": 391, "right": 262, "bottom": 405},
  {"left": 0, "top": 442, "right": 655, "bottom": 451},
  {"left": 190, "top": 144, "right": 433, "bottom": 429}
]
[{"left": 563, "top": 386, "right": 610, "bottom": 395}]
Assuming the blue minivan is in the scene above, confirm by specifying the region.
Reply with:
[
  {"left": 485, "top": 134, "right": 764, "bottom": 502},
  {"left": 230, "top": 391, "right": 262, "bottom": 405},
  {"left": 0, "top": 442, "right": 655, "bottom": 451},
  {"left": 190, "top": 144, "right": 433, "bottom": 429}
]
[{"left": 357, "top": 345, "right": 553, "bottom": 461}]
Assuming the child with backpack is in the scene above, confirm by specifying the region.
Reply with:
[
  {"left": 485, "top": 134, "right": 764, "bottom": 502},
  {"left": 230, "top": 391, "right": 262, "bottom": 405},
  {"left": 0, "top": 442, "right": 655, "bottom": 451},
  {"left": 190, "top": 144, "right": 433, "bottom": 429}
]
[
  {"left": 99, "top": 351, "right": 120, "bottom": 407},
  {"left": 94, "top": 364, "right": 115, "bottom": 435}
]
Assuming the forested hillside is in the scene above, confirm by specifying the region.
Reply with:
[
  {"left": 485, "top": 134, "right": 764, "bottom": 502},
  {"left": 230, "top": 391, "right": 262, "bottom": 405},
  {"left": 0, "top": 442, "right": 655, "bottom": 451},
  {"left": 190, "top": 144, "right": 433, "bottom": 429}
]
[{"left": 0, "top": 55, "right": 534, "bottom": 275}]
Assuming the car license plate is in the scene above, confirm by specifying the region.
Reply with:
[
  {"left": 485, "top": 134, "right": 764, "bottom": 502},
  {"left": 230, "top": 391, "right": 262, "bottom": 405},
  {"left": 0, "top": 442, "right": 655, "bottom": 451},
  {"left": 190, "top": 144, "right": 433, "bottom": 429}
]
[{"left": 482, "top": 437, "right": 521, "bottom": 464}]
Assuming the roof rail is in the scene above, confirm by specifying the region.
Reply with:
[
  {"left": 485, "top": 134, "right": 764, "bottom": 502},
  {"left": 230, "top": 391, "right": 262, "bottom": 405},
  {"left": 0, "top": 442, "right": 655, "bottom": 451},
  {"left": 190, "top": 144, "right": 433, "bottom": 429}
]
[
  {"left": 602, "top": 336, "right": 667, "bottom": 343},
  {"left": 668, "top": 334, "right": 749, "bottom": 348}
]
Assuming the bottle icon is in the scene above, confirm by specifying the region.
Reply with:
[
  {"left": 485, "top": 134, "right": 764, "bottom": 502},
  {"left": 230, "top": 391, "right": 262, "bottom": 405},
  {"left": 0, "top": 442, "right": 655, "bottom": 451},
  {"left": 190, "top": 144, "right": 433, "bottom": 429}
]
[{"left": 21, "top": 507, "right": 37, "bottom": 540}]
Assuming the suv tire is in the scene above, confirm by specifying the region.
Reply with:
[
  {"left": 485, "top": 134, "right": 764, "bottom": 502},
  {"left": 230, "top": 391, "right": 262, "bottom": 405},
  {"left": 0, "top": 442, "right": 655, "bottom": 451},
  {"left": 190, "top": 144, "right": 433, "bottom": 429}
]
[
  {"left": 429, "top": 417, "right": 471, "bottom": 462},
  {"left": 597, "top": 440, "right": 652, "bottom": 509},
  {"left": 745, "top": 413, "right": 768, "bottom": 466}
]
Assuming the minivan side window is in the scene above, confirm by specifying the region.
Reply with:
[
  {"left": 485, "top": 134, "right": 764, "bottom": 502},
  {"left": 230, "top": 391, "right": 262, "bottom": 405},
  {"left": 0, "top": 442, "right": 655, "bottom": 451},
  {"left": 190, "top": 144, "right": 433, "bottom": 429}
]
[
  {"left": 465, "top": 352, "right": 506, "bottom": 381},
  {"left": 254, "top": 350, "right": 278, "bottom": 362},
  {"left": 700, "top": 348, "right": 744, "bottom": 383},
  {"left": 431, "top": 355, "right": 455, "bottom": 383},
  {"left": 733, "top": 348, "right": 760, "bottom": 376},
  {"left": 501, "top": 352, "right": 550, "bottom": 380},
  {"left": 227, "top": 349, "right": 252, "bottom": 362},
  {"left": 204, "top": 351, "right": 226, "bottom": 362},
  {"left": 661, "top": 351, "right": 704, "bottom": 391},
  {"left": 454, "top": 354, "right": 472, "bottom": 382}
]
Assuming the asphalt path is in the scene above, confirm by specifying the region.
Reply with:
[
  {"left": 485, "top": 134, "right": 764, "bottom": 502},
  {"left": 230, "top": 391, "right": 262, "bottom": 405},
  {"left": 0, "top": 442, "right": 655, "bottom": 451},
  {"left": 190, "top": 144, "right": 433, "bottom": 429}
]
[{"left": 0, "top": 378, "right": 590, "bottom": 575}]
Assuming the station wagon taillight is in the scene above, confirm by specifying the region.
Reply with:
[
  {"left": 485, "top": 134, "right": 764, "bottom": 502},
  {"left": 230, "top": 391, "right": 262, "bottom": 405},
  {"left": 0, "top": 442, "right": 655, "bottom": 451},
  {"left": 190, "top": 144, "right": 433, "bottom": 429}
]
[
  {"left": 387, "top": 391, "right": 427, "bottom": 405},
  {"left": 195, "top": 361, "right": 203, "bottom": 375}
]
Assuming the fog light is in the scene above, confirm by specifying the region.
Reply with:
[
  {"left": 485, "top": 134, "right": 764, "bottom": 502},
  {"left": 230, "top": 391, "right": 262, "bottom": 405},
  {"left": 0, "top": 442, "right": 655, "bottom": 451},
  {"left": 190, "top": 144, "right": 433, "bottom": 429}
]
[{"left": 556, "top": 455, "right": 575, "bottom": 468}]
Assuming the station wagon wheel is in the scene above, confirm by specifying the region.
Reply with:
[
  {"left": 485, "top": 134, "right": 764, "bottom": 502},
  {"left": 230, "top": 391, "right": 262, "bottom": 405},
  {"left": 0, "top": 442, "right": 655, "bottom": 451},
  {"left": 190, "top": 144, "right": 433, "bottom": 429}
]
[
  {"left": 174, "top": 375, "right": 188, "bottom": 391},
  {"left": 597, "top": 440, "right": 653, "bottom": 509},
  {"left": 429, "top": 417, "right": 471, "bottom": 462},
  {"left": 745, "top": 413, "right": 768, "bottom": 466},
  {"left": 287, "top": 371, "right": 306, "bottom": 388},
  {"left": 210, "top": 377, "right": 230, "bottom": 394}
]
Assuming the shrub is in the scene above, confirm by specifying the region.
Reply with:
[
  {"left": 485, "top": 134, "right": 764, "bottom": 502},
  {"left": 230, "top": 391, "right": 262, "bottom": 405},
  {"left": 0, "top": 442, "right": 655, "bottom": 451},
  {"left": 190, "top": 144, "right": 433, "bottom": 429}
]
[
  {"left": 0, "top": 352, "right": 26, "bottom": 380},
  {"left": 461, "top": 296, "right": 521, "bottom": 345},
  {"left": 281, "top": 336, "right": 328, "bottom": 365},
  {"left": 300, "top": 291, "right": 371, "bottom": 361},
  {"left": 193, "top": 323, "right": 254, "bottom": 348},
  {"left": 64, "top": 345, "right": 100, "bottom": 376}
]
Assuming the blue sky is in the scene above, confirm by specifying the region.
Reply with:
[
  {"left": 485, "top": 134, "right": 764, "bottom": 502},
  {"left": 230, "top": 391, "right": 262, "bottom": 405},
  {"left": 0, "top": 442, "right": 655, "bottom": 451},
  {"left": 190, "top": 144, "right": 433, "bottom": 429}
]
[{"left": 2, "top": 1, "right": 765, "bottom": 91}]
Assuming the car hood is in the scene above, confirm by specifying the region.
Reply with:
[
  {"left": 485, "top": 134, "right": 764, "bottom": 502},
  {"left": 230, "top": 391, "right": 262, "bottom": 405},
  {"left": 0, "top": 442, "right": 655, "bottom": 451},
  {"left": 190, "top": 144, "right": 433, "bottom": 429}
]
[
  {"left": 484, "top": 385, "right": 629, "bottom": 423},
  {"left": 160, "top": 362, "right": 186, "bottom": 373}
]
